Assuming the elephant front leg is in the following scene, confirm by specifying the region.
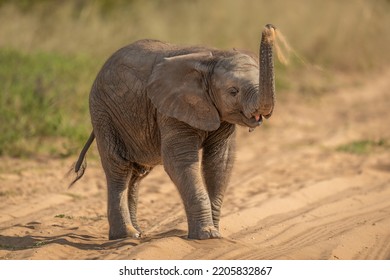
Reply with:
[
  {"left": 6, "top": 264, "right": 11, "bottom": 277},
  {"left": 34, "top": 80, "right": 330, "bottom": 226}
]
[
  {"left": 202, "top": 124, "right": 236, "bottom": 229},
  {"left": 161, "top": 127, "right": 220, "bottom": 240}
]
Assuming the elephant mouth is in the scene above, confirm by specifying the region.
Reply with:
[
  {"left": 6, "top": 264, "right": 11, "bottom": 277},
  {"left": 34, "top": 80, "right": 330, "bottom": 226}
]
[
  {"left": 240, "top": 112, "right": 263, "bottom": 128},
  {"left": 263, "top": 110, "right": 273, "bottom": 119}
]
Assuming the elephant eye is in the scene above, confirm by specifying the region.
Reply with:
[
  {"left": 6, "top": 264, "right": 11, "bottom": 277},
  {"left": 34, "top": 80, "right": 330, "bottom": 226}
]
[{"left": 228, "top": 87, "right": 239, "bottom": 97}]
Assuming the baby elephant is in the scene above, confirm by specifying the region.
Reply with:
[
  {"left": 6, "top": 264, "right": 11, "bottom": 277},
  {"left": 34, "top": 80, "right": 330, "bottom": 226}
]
[{"left": 72, "top": 24, "right": 277, "bottom": 240}]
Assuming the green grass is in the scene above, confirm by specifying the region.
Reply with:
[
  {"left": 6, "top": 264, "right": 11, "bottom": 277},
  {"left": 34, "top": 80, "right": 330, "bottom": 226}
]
[
  {"left": 336, "top": 139, "right": 390, "bottom": 155},
  {"left": 0, "top": 48, "right": 99, "bottom": 157},
  {"left": 54, "top": 214, "right": 73, "bottom": 219},
  {"left": 32, "top": 241, "right": 47, "bottom": 248}
]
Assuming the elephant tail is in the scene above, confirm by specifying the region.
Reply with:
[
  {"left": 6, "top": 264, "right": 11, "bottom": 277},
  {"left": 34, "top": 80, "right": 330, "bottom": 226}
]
[{"left": 68, "top": 131, "right": 95, "bottom": 188}]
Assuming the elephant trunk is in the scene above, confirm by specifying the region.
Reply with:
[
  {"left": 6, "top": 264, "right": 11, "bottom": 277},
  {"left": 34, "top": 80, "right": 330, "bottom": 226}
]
[{"left": 258, "top": 24, "right": 276, "bottom": 118}]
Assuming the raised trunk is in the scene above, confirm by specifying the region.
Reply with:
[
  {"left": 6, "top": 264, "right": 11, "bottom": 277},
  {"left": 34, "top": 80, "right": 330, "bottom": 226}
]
[{"left": 258, "top": 24, "right": 276, "bottom": 118}]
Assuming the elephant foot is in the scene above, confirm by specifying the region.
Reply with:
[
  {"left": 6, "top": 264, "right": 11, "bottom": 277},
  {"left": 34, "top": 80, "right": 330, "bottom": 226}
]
[
  {"left": 109, "top": 225, "right": 141, "bottom": 240},
  {"left": 132, "top": 221, "right": 142, "bottom": 233},
  {"left": 188, "top": 225, "right": 221, "bottom": 240}
]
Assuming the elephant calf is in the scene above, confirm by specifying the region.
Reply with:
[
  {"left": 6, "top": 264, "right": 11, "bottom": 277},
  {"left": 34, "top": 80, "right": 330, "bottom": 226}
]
[{"left": 72, "top": 24, "right": 277, "bottom": 240}]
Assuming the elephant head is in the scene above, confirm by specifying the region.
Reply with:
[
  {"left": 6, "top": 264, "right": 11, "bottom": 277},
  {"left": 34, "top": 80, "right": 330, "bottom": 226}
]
[{"left": 147, "top": 24, "right": 276, "bottom": 131}]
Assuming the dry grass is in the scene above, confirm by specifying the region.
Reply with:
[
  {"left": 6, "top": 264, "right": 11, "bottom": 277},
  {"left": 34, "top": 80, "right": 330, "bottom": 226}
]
[{"left": 1, "top": 0, "right": 389, "bottom": 71}]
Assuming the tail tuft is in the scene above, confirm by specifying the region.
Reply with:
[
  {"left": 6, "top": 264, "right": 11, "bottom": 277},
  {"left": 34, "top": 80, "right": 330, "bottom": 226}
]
[
  {"left": 68, "top": 158, "right": 87, "bottom": 188},
  {"left": 67, "top": 131, "right": 95, "bottom": 188}
]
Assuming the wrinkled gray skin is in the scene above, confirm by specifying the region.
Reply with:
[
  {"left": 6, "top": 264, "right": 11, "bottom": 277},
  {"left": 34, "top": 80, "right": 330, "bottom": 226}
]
[{"left": 73, "top": 25, "right": 276, "bottom": 240}]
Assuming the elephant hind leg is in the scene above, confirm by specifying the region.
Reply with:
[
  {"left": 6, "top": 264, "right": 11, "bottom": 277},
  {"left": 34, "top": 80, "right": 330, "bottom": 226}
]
[
  {"left": 127, "top": 163, "right": 153, "bottom": 233},
  {"left": 96, "top": 131, "right": 141, "bottom": 240}
]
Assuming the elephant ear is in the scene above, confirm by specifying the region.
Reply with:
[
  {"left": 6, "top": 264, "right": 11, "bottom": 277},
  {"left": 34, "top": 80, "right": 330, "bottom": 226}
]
[{"left": 147, "top": 52, "right": 220, "bottom": 131}]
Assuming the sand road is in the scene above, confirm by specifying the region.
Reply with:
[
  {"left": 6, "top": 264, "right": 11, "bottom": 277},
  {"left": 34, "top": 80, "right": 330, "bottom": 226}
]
[{"left": 1, "top": 69, "right": 390, "bottom": 260}]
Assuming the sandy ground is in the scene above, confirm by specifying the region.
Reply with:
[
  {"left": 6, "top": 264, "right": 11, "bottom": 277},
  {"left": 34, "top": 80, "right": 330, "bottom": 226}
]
[{"left": 1, "top": 69, "right": 390, "bottom": 260}]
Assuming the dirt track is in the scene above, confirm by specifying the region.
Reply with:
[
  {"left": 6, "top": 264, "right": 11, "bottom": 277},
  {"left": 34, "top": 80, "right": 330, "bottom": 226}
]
[{"left": 1, "top": 69, "right": 390, "bottom": 260}]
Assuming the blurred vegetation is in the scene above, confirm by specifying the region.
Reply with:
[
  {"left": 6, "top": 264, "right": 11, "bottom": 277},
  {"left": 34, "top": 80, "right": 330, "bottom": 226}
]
[
  {"left": 0, "top": 48, "right": 98, "bottom": 157},
  {"left": 336, "top": 139, "right": 390, "bottom": 155},
  {"left": 0, "top": 0, "right": 389, "bottom": 157}
]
